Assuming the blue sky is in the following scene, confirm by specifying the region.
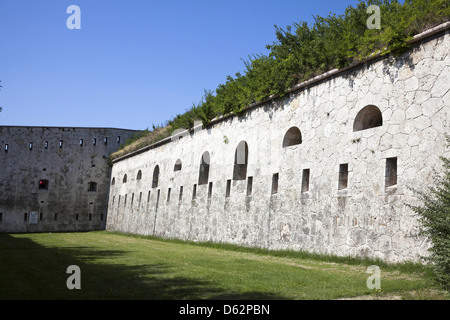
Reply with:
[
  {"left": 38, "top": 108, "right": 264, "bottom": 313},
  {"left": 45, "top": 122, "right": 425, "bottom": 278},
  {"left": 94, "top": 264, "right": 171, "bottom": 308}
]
[{"left": 0, "top": 0, "right": 360, "bottom": 130}]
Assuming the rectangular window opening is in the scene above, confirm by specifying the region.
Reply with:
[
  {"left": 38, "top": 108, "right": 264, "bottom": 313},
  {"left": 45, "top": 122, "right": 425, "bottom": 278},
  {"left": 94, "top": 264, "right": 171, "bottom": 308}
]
[
  {"left": 225, "top": 179, "right": 231, "bottom": 198},
  {"left": 167, "top": 188, "right": 171, "bottom": 202},
  {"left": 59, "top": 140, "right": 63, "bottom": 148},
  {"left": 179, "top": 186, "right": 183, "bottom": 201},
  {"left": 271, "top": 173, "right": 279, "bottom": 194},
  {"left": 0, "top": 212, "right": 3, "bottom": 222},
  {"left": 29, "top": 142, "right": 33, "bottom": 150},
  {"left": 338, "top": 164, "right": 349, "bottom": 190},
  {"left": 247, "top": 176, "right": 253, "bottom": 197},
  {"left": 80, "top": 139, "right": 83, "bottom": 146},
  {"left": 24, "top": 212, "right": 28, "bottom": 221},
  {"left": 301, "top": 169, "right": 310, "bottom": 192},
  {"left": 192, "top": 184, "right": 197, "bottom": 200},
  {"left": 385, "top": 157, "right": 398, "bottom": 187},
  {"left": 208, "top": 182, "right": 213, "bottom": 199}
]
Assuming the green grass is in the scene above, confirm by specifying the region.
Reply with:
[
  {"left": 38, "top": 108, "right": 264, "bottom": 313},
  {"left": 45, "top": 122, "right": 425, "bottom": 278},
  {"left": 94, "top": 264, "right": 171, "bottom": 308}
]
[{"left": 0, "top": 231, "right": 448, "bottom": 300}]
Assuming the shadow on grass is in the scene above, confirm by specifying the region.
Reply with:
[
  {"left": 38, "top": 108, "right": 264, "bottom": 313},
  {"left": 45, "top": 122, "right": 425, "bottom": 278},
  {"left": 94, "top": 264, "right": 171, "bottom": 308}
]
[{"left": 0, "top": 234, "right": 287, "bottom": 300}]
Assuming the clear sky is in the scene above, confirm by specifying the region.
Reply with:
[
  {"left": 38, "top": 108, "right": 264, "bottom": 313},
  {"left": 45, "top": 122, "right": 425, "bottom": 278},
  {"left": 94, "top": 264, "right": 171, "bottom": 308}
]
[{"left": 0, "top": 0, "right": 360, "bottom": 130}]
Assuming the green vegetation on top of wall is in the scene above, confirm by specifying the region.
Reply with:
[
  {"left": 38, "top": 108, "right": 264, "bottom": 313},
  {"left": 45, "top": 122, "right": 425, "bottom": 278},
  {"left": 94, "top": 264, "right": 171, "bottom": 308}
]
[{"left": 111, "top": 0, "right": 450, "bottom": 160}]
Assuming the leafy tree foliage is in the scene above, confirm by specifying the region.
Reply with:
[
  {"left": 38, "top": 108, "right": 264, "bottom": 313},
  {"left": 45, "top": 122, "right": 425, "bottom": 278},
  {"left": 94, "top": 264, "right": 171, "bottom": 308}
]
[
  {"left": 119, "top": 0, "right": 449, "bottom": 152},
  {"left": 408, "top": 139, "right": 450, "bottom": 290}
]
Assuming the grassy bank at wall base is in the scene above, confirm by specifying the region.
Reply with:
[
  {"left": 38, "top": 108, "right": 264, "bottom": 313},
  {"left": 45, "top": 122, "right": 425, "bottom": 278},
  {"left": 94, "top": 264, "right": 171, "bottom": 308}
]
[{"left": 0, "top": 231, "right": 448, "bottom": 300}]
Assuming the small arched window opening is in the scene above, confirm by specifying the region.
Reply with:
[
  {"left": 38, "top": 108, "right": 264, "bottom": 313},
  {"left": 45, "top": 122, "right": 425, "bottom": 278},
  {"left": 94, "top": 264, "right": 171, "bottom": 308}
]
[
  {"left": 152, "top": 165, "right": 160, "bottom": 188},
  {"left": 282, "top": 127, "right": 302, "bottom": 147},
  {"left": 233, "top": 141, "right": 248, "bottom": 180},
  {"left": 123, "top": 174, "right": 128, "bottom": 184},
  {"left": 111, "top": 177, "right": 115, "bottom": 186},
  {"left": 88, "top": 182, "right": 97, "bottom": 192},
  {"left": 136, "top": 170, "right": 142, "bottom": 180},
  {"left": 198, "top": 152, "right": 210, "bottom": 185},
  {"left": 353, "top": 105, "right": 383, "bottom": 132},
  {"left": 174, "top": 159, "right": 182, "bottom": 172}
]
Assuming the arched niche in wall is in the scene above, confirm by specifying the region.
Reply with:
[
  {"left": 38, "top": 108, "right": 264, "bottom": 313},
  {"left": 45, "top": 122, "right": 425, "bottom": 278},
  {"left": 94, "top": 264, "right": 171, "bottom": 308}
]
[
  {"left": 233, "top": 141, "right": 248, "bottom": 181},
  {"left": 123, "top": 174, "right": 128, "bottom": 183},
  {"left": 282, "top": 126, "right": 302, "bottom": 147},
  {"left": 152, "top": 165, "right": 160, "bottom": 188},
  {"left": 353, "top": 105, "right": 383, "bottom": 132},
  {"left": 174, "top": 159, "right": 182, "bottom": 172},
  {"left": 198, "top": 152, "right": 210, "bottom": 185},
  {"left": 111, "top": 177, "right": 115, "bottom": 186},
  {"left": 136, "top": 170, "right": 142, "bottom": 180}
]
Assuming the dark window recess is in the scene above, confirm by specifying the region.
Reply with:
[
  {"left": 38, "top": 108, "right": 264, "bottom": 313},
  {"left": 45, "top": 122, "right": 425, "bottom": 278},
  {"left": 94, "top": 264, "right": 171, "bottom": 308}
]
[
  {"left": 198, "top": 152, "right": 210, "bottom": 185},
  {"left": 226, "top": 179, "right": 231, "bottom": 198},
  {"left": 208, "top": 182, "right": 213, "bottom": 199},
  {"left": 29, "top": 142, "right": 33, "bottom": 150},
  {"left": 123, "top": 174, "right": 128, "bottom": 183},
  {"left": 76, "top": 214, "right": 79, "bottom": 221},
  {"left": 88, "top": 182, "right": 97, "bottom": 192},
  {"left": 282, "top": 127, "right": 302, "bottom": 147},
  {"left": 272, "top": 173, "right": 279, "bottom": 194},
  {"left": 0, "top": 212, "right": 2, "bottom": 222},
  {"left": 59, "top": 140, "right": 63, "bottom": 148},
  {"left": 101, "top": 214, "right": 104, "bottom": 221},
  {"left": 174, "top": 159, "right": 182, "bottom": 171},
  {"left": 40, "top": 213, "right": 43, "bottom": 221},
  {"left": 80, "top": 139, "right": 83, "bottom": 146},
  {"left": 233, "top": 141, "right": 248, "bottom": 180},
  {"left": 104, "top": 137, "right": 108, "bottom": 145},
  {"left": 385, "top": 157, "right": 398, "bottom": 187},
  {"left": 93, "top": 138, "right": 96, "bottom": 145},
  {"left": 54, "top": 214, "right": 58, "bottom": 221},
  {"left": 179, "top": 186, "right": 183, "bottom": 201},
  {"left": 301, "top": 169, "right": 310, "bottom": 192},
  {"left": 338, "top": 164, "right": 349, "bottom": 190},
  {"left": 44, "top": 141, "right": 48, "bottom": 149},
  {"left": 5, "top": 144, "right": 8, "bottom": 152},
  {"left": 111, "top": 177, "right": 115, "bottom": 186},
  {"left": 117, "top": 136, "right": 121, "bottom": 144},
  {"left": 152, "top": 165, "right": 160, "bottom": 188},
  {"left": 24, "top": 212, "right": 28, "bottom": 221},
  {"left": 39, "top": 179, "right": 49, "bottom": 190},
  {"left": 136, "top": 170, "right": 142, "bottom": 180},
  {"left": 353, "top": 105, "right": 383, "bottom": 132},
  {"left": 147, "top": 191, "right": 151, "bottom": 202},
  {"left": 89, "top": 214, "right": 92, "bottom": 221},
  {"left": 167, "top": 188, "right": 171, "bottom": 202},
  {"left": 192, "top": 184, "right": 197, "bottom": 200},
  {"left": 155, "top": 189, "right": 160, "bottom": 211},
  {"left": 247, "top": 176, "right": 253, "bottom": 196}
]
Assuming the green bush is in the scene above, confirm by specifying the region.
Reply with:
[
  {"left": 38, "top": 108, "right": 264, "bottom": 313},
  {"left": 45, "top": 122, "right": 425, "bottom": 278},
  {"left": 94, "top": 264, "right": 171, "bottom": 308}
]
[
  {"left": 408, "top": 139, "right": 450, "bottom": 290},
  {"left": 117, "top": 0, "right": 449, "bottom": 156}
]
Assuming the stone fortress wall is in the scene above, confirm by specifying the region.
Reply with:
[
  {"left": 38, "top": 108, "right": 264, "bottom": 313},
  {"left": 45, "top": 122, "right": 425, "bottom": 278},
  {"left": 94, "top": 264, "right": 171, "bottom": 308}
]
[
  {"left": 106, "top": 26, "right": 449, "bottom": 263},
  {"left": 0, "top": 126, "right": 138, "bottom": 233}
]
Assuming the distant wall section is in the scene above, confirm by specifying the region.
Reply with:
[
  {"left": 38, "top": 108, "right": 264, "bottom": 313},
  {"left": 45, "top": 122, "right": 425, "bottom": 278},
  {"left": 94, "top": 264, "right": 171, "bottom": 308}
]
[{"left": 0, "top": 126, "right": 138, "bottom": 233}]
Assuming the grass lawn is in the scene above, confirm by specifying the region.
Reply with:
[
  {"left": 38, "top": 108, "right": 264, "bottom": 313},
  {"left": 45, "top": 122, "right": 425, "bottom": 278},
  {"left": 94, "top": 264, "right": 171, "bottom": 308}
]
[{"left": 0, "top": 231, "right": 448, "bottom": 300}]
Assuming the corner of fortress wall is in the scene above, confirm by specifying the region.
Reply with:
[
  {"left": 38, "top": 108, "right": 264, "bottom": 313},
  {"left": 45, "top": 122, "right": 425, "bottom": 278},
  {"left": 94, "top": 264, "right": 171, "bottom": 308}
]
[{"left": 106, "top": 26, "right": 450, "bottom": 263}]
